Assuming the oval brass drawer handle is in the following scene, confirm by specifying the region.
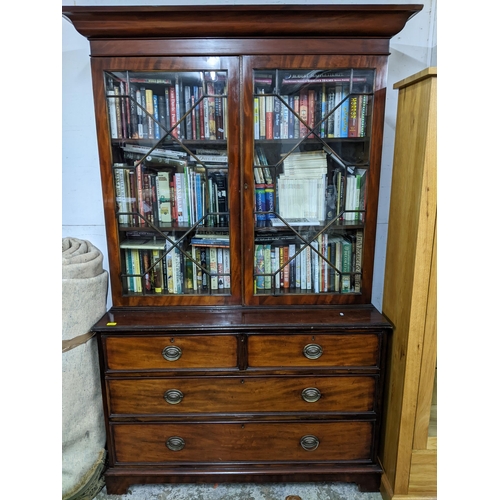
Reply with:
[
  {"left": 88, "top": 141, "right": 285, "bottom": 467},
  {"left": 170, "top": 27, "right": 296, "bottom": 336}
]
[
  {"left": 162, "top": 345, "right": 182, "bottom": 362},
  {"left": 166, "top": 436, "right": 185, "bottom": 451},
  {"left": 303, "top": 343, "right": 323, "bottom": 360},
  {"left": 301, "top": 387, "right": 322, "bottom": 403},
  {"left": 300, "top": 434, "right": 320, "bottom": 451},
  {"left": 164, "top": 389, "right": 184, "bottom": 405}
]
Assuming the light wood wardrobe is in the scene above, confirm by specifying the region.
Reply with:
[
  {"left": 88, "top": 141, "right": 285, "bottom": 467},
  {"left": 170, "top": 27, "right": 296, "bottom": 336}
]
[{"left": 380, "top": 67, "right": 437, "bottom": 500}]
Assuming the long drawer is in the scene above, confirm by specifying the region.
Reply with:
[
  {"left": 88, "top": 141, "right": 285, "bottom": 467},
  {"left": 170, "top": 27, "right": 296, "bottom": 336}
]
[
  {"left": 112, "top": 421, "right": 374, "bottom": 464},
  {"left": 248, "top": 333, "right": 380, "bottom": 368},
  {"left": 104, "top": 335, "right": 237, "bottom": 371},
  {"left": 107, "top": 375, "right": 377, "bottom": 415}
]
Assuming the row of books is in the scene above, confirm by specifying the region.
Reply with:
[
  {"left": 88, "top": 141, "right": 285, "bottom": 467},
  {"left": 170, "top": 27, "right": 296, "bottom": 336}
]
[
  {"left": 253, "top": 86, "right": 369, "bottom": 140},
  {"left": 114, "top": 162, "right": 229, "bottom": 227},
  {"left": 121, "top": 237, "right": 230, "bottom": 294},
  {"left": 106, "top": 73, "right": 227, "bottom": 142},
  {"left": 254, "top": 230, "right": 363, "bottom": 293}
]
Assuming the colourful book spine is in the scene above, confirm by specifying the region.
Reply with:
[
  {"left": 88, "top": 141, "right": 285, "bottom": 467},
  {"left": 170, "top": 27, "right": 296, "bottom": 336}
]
[
  {"left": 265, "top": 95, "right": 274, "bottom": 140},
  {"left": 348, "top": 95, "right": 359, "bottom": 138},
  {"left": 255, "top": 184, "right": 267, "bottom": 227},
  {"left": 209, "top": 247, "right": 218, "bottom": 290},
  {"left": 169, "top": 86, "right": 178, "bottom": 138},
  {"left": 153, "top": 94, "right": 161, "bottom": 139},
  {"left": 299, "top": 89, "right": 308, "bottom": 138},
  {"left": 151, "top": 248, "right": 163, "bottom": 293},
  {"left": 307, "top": 89, "right": 315, "bottom": 137},
  {"left": 223, "top": 248, "right": 231, "bottom": 289},
  {"left": 217, "top": 247, "right": 224, "bottom": 289},
  {"left": 341, "top": 238, "right": 352, "bottom": 293},
  {"left": 265, "top": 185, "right": 275, "bottom": 225},
  {"left": 145, "top": 89, "right": 154, "bottom": 139},
  {"left": 254, "top": 244, "right": 265, "bottom": 291}
]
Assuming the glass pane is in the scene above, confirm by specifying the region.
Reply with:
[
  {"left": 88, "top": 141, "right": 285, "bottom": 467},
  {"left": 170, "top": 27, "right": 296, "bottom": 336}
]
[
  {"left": 105, "top": 69, "right": 231, "bottom": 296},
  {"left": 253, "top": 68, "right": 373, "bottom": 296}
]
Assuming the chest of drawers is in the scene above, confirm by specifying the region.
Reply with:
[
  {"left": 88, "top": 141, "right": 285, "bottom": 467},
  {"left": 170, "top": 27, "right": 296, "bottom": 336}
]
[{"left": 93, "top": 306, "right": 391, "bottom": 495}]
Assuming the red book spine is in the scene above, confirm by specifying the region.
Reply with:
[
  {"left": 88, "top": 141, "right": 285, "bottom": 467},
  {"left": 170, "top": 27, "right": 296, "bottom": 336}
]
[
  {"left": 265, "top": 95, "right": 273, "bottom": 140},
  {"left": 169, "top": 179, "right": 177, "bottom": 222},
  {"left": 135, "top": 162, "right": 145, "bottom": 226},
  {"left": 283, "top": 246, "right": 290, "bottom": 289},
  {"left": 307, "top": 89, "right": 315, "bottom": 138},
  {"left": 299, "top": 90, "right": 308, "bottom": 138}
]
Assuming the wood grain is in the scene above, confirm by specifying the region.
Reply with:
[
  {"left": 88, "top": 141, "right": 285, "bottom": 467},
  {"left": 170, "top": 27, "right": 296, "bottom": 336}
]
[
  {"left": 380, "top": 68, "right": 437, "bottom": 498},
  {"left": 112, "top": 421, "right": 373, "bottom": 463},
  {"left": 105, "top": 335, "right": 237, "bottom": 370},
  {"left": 107, "top": 375, "right": 377, "bottom": 415}
]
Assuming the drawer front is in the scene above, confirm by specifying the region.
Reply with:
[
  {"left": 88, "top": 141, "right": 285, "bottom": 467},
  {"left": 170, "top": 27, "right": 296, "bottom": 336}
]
[
  {"left": 112, "top": 421, "right": 373, "bottom": 464},
  {"left": 108, "top": 376, "right": 376, "bottom": 415},
  {"left": 105, "top": 335, "right": 237, "bottom": 371},
  {"left": 248, "top": 334, "right": 379, "bottom": 368}
]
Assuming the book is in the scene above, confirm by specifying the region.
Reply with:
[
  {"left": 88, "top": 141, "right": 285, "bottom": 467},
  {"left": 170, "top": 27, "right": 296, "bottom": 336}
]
[
  {"left": 114, "top": 85, "right": 123, "bottom": 139},
  {"left": 140, "top": 249, "right": 152, "bottom": 292},
  {"left": 263, "top": 244, "right": 271, "bottom": 290},
  {"left": 156, "top": 171, "right": 172, "bottom": 223},
  {"left": 354, "top": 229, "right": 363, "bottom": 293},
  {"left": 120, "top": 238, "right": 166, "bottom": 250},
  {"left": 254, "top": 244, "right": 265, "bottom": 291},
  {"left": 270, "top": 217, "right": 320, "bottom": 227},
  {"left": 153, "top": 94, "right": 161, "bottom": 139},
  {"left": 136, "top": 88, "right": 145, "bottom": 139},
  {"left": 299, "top": 89, "right": 308, "bottom": 138},
  {"left": 206, "top": 81, "right": 216, "bottom": 139},
  {"left": 223, "top": 248, "right": 231, "bottom": 289},
  {"left": 151, "top": 248, "right": 163, "bottom": 293},
  {"left": 145, "top": 88, "right": 154, "bottom": 139},
  {"left": 209, "top": 247, "right": 218, "bottom": 290},
  {"left": 131, "top": 248, "right": 142, "bottom": 293},
  {"left": 348, "top": 95, "right": 359, "bottom": 138},
  {"left": 128, "top": 83, "right": 139, "bottom": 139},
  {"left": 265, "top": 95, "right": 274, "bottom": 140},
  {"left": 341, "top": 237, "right": 352, "bottom": 293},
  {"left": 168, "top": 85, "right": 178, "bottom": 138},
  {"left": 211, "top": 172, "right": 228, "bottom": 227},
  {"left": 255, "top": 184, "right": 267, "bottom": 227},
  {"left": 114, "top": 164, "right": 128, "bottom": 225},
  {"left": 107, "top": 78, "right": 118, "bottom": 139}
]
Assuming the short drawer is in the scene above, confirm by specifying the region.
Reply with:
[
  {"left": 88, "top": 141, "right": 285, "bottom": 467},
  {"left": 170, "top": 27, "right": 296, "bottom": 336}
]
[
  {"left": 104, "top": 335, "right": 237, "bottom": 371},
  {"left": 248, "top": 333, "right": 380, "bottom": 368},
  {"left": 112, "top": 421, "right": 373, "bottom": 464},
  {"left": 107, "top": 375, "right": 376, "bottom": 415}
]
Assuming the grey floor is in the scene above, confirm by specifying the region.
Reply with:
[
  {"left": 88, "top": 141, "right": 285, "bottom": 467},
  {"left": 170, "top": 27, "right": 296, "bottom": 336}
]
[{"left": 94, "top": 482, "right": 384, "bottom": 500}]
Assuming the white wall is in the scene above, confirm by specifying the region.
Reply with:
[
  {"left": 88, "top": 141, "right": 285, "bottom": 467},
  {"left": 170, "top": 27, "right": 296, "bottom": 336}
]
[{"left": 62, "top": 0, "right": 437, "bottom": 311}]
